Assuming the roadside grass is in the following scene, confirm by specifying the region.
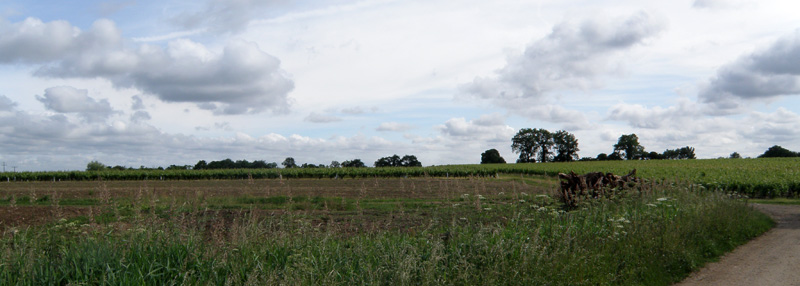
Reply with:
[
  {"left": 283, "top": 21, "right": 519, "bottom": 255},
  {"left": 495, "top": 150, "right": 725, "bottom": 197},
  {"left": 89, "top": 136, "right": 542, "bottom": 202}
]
[{"left": 0, "top": 179, "right": 772, "bottom": 285}]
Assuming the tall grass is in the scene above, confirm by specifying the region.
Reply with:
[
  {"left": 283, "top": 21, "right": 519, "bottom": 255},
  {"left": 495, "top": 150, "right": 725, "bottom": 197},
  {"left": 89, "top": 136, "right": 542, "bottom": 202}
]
[{"left": 0, "top": 182, "right": 772, "bottom": 285}]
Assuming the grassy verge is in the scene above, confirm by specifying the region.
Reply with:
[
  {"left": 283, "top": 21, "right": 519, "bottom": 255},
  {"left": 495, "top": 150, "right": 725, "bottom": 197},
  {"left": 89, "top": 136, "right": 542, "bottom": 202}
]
[{"left": 0, "top": 182, "right": 773, "bottom": 285}]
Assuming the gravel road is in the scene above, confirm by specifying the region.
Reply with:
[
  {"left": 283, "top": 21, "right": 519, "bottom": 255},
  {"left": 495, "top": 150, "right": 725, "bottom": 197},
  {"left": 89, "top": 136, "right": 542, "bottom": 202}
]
[{"left": 676, "top": 204, "right": 800, "bottom": 286}]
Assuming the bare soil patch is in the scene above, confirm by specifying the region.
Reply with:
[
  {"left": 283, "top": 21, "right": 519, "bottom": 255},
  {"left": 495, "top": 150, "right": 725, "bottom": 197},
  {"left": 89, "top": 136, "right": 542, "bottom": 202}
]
[{"left": 676, "top": 203, "right": 800, "bottom": 286}]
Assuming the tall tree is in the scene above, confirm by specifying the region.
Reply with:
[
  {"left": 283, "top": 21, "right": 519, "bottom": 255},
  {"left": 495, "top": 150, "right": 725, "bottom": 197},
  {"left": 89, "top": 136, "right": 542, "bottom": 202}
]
[
  {"left": 613, "top": 134, "right": 645, "bottom": 160},
  {"left": 480, "top": 149, "right": 506, "bottom": 164},
  {"left": 512, "top": 128, "right": 553, "bottom": 163},
  {"left": 552, "top": 130, "right": 580, "bottom": 162},
  {"left": 282, "top": 157, "right": 297, "bottom": 168},
  {"left": 729, "top": 152, "right": 741, "bottom": 159}
]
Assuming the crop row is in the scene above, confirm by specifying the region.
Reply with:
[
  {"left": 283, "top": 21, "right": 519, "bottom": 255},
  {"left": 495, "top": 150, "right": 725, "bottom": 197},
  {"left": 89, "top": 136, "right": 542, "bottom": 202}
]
[{"left": 2, "top": 158, "right": 799, "bottom": 198}]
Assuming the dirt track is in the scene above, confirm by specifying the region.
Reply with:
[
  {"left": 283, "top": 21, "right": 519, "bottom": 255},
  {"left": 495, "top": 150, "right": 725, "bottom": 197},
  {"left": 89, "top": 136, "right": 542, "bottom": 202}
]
[{"left": 676, "top": 204, "right": 800, "bottom": 286}]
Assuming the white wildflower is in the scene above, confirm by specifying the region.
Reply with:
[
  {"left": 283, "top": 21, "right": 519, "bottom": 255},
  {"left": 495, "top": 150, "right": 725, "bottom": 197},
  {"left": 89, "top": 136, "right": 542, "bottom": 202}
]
[{"left": 657, "top": 197, "right": 668, "bottom": 202}]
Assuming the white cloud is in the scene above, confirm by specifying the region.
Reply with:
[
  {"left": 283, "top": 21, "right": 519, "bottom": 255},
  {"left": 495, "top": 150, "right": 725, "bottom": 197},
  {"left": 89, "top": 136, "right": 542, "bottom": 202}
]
[
  {"left": 0, "top": 17, "right": 80, "bottom": 63},
  {"left": 304, "top": 112, "right": 342, "bottom": 123},
  {"left": 699, "top": 29, "right": 800, "bottom": 113},
  {"left": 437, "top": 114, "right": 515, "bottom": 143},
  {"left": 460, "top": 11, "right": 664, "bottom": 126},
  {"left": 462, "top": 11, "right": 664, "bottom": 101},
  {"left": 36, "top": 86, "right": 116, "bottom": 122},
  {"left": 376, "top": 122, "right": 412, "bottom": 132},
  {"left": 0, "top": 17, "right": 294, "bottom": 115}
]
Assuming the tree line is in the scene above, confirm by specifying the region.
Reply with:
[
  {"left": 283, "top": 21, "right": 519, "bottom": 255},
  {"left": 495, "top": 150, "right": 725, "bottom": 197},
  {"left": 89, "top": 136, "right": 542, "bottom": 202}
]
[
  {"left": 480, "top": 129, "right": 698, "bottom": 164},
  {"left": 87, "top": 131, "right": 799, "bottom": 171},
  {"left": 88, "top": 155, "right": 423, "bottom": 171}
]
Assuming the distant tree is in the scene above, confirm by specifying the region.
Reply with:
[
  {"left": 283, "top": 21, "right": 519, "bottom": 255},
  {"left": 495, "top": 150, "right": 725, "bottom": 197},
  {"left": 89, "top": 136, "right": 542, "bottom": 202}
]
[
  {"left": 613, "top": 134, "right": 645, "bottom": 160},
  {"left": 282, "top": 157, "right": 297, "bottom": 168},
  {"left": 480, "top": 149, "right": 506, "bottom": 164},
  {"left": 166, "top": 165, "right": 190, "bottom": 170},
  {"left": 512, "top": 128, "right": 554, "bottom": 163},
  {"left": 111, "top": 165, "right": 127, "bottom": 171},
  {"left": 330, "top": 161, "right": 341, "bottom": 168},
  {"left": 596, "top": 153, "right": 609, "bottom": 161},
  {"left": 400, "top": 155, "right": 422, "bottom": 167},
  {"left": 342, "top": 159, "right": 366, "bottom": 168},
  {"left": 301, "top": 163, "right": 318, "bottom": 168},
  {"left": 375, "top": 155, "right": 421, "bottom": 167},
  {"left": 607, "top": 152, "right": 623, "bottom": 161},
  {"left": 662, "top": 148, "right": 679, "bottom": 160},
  {"left": 194, "top": 160, "right": 207, "bottom": 170},
  {"left": 646, "top": 151, "right": 663, "bottom": 160},
  {"left": 86, "top": 161, "right": 107, "bottom": 171},
  {"left": 552, "top": 130, "right": 579, "bottom": 162},
  {"left": 730, "top": 152, "right": 741, "bottom": 159},
  {"left": 265, "top": 162, "right": 278, "bottom": 169},
  {"left": 375, "top": 155, "right": 401, "bottom": 167},
  {"left": 758, "top": 145, "right": 799, "bottom": 158},
  {"left": 678, "top": 146, "right": 696, "bottom": 159}
]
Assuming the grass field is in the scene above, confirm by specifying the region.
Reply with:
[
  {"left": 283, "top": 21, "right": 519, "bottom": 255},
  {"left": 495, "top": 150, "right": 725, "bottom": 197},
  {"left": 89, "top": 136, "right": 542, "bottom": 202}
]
[
  {"left": 3, "top": 157, "right": 800, "bottom": 198},
  {"left": 0, "top": 174, "right": 773, "bottom": 285}
]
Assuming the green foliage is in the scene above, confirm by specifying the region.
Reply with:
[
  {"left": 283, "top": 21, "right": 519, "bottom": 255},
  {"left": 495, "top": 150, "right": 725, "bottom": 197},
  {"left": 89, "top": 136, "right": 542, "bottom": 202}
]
[
  {"left": 86, "top": 161, "right": 106, "bottom": 171},
  {"left": 614, "top": 134, "right": 645, "bottom": 160},
  {"left": 341, "top": 159, "right": 366, "bottom": 168},
  {"left": 512, "top": 128, "right": 554, "bottom": 163},
  {"left": 374, "top": 155, "right": 422, "bottom": 167},
  {"left": 480, "top": 149, "right": 506, "bottom": 164},
  {"left": 553, "top": 130, "right": 580, "bottom": 162},
  {"left": 661, "top": 146, "right": 696, "bottom": 160},
  {"left": 758, "top": 145, "right": 799, "bottom": 158},
  {"left": 282, "top": 157, "right": 297, "bottom": 168}
]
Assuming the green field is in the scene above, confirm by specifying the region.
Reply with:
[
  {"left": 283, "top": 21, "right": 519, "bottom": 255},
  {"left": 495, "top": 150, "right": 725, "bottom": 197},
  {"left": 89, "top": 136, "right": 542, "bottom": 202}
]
[{"left": 4, "top": 158, "right": 800, "bottom": 198}]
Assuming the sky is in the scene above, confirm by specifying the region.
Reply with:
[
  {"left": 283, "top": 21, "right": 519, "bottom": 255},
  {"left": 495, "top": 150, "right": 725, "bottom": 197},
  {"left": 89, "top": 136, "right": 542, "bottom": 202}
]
[{"left": 2, "top": 0, "right": 800, "bottom": 171}]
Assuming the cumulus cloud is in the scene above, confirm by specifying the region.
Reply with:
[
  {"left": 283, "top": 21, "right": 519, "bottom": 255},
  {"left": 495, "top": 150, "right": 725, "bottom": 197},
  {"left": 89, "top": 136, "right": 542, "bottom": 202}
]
[
  {"left": 462, "top": 11, "right": 664, "bottom": 102},
  {"left": 0, "top": 95, "right": 17, "bottom": 111},
  {"left": 376, "top": 122, "right": 413, "bottom": 132},
  {"left": 0, "top": 17, "right": 294, "bottom": 115},
  {"left": 304, "top": 112, "right": 342, "bottom": 123},
  {"left": 130, "top": 111, "right": 151, "bottom": 123},
  {"left": 437, "top": 114, "right": 516, "bottom": 143},
  {"left": 131, "top": 95, "right": 145, "bottom": 110},
  {"left": 0, "top": 17, "right": 79, "bottom": 63},
  {"left": 607, "top": 99, "right": 700, "bottom": 129},
  {"left": 0, "top": 99, "right": 411, "bottom": 171},
  {"left": 699, "top": 30, "right": 800, "bottom": 113},
  {"left": 36, "top": 86, "right": 116, "bottom": 122}
]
